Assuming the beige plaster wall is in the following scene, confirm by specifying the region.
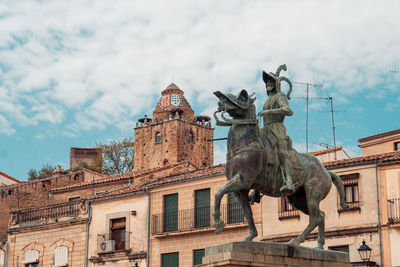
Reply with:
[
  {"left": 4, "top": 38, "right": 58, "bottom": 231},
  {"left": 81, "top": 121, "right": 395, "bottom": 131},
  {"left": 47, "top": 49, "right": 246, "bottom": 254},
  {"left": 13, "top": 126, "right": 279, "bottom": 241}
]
[
  {"left": 316, "top": 150, "right": 349, "bottom": 162},
  {"left": 149, "top": 174, "right": 262, "bottom": 267},
  {"left": 89, "top": 194, "right": 148, "bottom": 267},
  {"left": 301, "top": 232, "right": 381, "bottom": 264},
  {"left": 262, "top": 164, "right": 379, "bottom": 238},
  {"left": 390, "top": 228, "right": 400, "bottom": 267},
  {"left": 360, "top": 133, "right": 400, "bottom": 156}
]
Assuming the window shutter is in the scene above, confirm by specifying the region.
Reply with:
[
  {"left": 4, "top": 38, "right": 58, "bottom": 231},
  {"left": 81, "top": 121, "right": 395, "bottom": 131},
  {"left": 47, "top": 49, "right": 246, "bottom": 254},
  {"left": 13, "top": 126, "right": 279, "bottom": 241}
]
[
  {"left": 162, "top": 252, "right": 179, "bottom": 267},
  {"left": 195, "top": 189, "right": 210, "bottom": 228},
  {"left": 54, "top": 246, "right": 68, "bottom": 266},
  {"left": 164, "top": 194, "right": 178, "bottom": 232},
  {"left": 23, "top": 250, "right": 39, "bottom": 264}
]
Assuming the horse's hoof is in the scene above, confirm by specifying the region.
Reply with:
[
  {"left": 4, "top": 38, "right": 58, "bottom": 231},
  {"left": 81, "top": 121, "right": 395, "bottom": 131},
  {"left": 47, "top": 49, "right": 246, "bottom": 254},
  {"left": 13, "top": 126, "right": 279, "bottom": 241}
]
[
  {"left": 215, "top": 220, "right": 225, "bottom": 234},
  {"left": 241, "top": 232, "right": 257, "bottom": 242},
  {"left": 288, "top": 238, "right": 300, "bottom": 246}
]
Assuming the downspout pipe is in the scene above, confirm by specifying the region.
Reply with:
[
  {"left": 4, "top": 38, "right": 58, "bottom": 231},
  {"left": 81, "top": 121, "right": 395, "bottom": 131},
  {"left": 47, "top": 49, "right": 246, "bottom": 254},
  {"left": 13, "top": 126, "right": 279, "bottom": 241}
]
[
  {"left": 375, "top": 159, "right": 383, "bottom": 266},
  {"left": 84, "top": 201, "right": 92, "bottom": 267},
  {"left": 145, "top": 188, "right": 151, "bottom": 267}
]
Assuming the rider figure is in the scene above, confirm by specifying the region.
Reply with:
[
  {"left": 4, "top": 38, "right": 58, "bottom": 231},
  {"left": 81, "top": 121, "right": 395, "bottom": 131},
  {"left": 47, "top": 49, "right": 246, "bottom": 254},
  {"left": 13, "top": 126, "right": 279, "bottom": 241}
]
[{"left": 258, "top": 68, "right": 295, "bottom": 195}]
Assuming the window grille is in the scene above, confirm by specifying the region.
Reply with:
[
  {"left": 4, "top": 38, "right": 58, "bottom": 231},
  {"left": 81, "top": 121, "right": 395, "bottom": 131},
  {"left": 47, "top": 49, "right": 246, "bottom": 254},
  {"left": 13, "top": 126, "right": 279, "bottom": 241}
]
[{"left": 338, "top": 173, "right": 360, "bottom": 212}]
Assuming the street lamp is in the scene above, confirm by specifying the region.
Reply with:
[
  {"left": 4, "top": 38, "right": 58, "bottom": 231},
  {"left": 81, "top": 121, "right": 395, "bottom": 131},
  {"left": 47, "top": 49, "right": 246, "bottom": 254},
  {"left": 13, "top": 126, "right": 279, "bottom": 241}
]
[{"left": 357, "top": 240, "right": 372, "bottom": 265}]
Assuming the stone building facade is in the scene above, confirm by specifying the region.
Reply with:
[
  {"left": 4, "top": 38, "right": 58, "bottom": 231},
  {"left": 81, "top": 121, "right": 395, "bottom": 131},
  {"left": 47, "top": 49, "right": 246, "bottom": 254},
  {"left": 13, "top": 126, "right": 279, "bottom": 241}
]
[
  {"left": 261, "top": 129, "right": 400, "bottom": 267},
  {"left": 3, "top": 82, "right": 400, "bottom": 267},
  {"left": 134, "top": 83, "right": 213, "bottom": 171}
]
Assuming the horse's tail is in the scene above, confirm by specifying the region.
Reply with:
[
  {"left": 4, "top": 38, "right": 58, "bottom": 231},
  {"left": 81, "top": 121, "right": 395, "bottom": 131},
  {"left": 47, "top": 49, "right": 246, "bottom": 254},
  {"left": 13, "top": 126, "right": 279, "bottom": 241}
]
[{"left": 329, "top": 171, "right": 349, "bottom": 211}]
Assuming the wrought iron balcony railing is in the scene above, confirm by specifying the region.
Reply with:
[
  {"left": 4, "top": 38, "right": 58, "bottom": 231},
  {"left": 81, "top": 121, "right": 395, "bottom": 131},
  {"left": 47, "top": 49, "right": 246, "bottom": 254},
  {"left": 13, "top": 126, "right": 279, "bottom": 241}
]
[
  {"left": 388, "top": 198, "right": 400, "bottom": 224},
  {"left": 151, "top": 203, "right": 246, "bottom": 235},
  {"left": 10, "top": 201, "right": 84, "bottom": 225},
  {"left": 97, "top": 231, "right": 131, "bottom": 254}
]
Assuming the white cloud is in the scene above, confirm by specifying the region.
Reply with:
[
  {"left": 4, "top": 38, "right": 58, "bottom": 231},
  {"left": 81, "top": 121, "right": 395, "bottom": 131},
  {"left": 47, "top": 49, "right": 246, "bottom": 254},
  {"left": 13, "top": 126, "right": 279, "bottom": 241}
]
[
  {"left": 1, "top": 0, "right": 400, "bottom": 136},
  {"left": 0, "top": 114, "right": 15, "bottom": 135}
]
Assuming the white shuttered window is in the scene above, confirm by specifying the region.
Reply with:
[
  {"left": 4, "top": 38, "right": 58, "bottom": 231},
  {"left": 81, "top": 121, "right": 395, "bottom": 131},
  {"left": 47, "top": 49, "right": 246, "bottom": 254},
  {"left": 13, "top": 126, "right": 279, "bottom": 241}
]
[
  {"left": 54, "top": 246, "right": 68, "bottom": 267},
  {"left": 22, "top": 250, "right": 39, "bottom": 264}
]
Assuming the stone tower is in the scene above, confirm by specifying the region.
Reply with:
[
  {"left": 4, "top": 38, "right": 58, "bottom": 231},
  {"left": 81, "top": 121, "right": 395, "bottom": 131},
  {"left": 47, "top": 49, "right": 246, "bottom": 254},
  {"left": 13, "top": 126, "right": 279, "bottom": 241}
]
[{"left": 134, "top": 83, "right": 213, "bottom": 171}]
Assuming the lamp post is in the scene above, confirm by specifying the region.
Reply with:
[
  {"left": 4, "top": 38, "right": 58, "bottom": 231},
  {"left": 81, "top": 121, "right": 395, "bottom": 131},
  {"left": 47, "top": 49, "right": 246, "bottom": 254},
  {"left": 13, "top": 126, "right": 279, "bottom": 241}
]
[{"left": 357, "top": 240, "right": 372, "bottom": 266}]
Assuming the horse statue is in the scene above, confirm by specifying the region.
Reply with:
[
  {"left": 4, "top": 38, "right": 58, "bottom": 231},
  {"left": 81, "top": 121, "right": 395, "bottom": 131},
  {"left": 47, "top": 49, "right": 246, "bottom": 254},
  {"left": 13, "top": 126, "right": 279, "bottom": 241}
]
[{"left": 212, "top": 87, "right": 349, "bottom": 249}]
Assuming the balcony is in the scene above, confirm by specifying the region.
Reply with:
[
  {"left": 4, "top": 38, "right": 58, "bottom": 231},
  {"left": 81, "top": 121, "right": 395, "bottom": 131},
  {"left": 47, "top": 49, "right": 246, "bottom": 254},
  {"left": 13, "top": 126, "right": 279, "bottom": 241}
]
[
  {"left": 97, "top": 231, "right": 131, "bottom": 254},
  {"left": 388, "top": 198, "right": 400, "bottom": 224},
  {"left": 10, "top": 201, "right": 85, "bottom": 226},
  {"left": 151, "top": 203, "right": 246, "bottom": 235}
]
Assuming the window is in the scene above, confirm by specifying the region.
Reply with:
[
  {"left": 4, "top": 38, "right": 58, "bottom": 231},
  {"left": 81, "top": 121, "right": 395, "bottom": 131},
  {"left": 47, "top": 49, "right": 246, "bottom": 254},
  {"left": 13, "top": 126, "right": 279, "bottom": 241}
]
[
  {"left": 111, "top": 218, "right": 126, "bottom": 250},
  {"left": 278, "top": 197, "right": 299, "bottom": 220},
  {"left": 395, "top": 142, "right": 400, "bottom": 151},
  {"left": 339, "top": 173, "right": 360, "bottom": 212},
  {"left": 54, "top": 246, "right": 68, "bottom": 267},
  {"left": 328, "top": 245, "right": 349, "bottom": 254},
  {"left": 193, "top": 249, "right": 205, "bottom": 265},
  {"left": 155, "top": 132, "right": 162, "bottom": 144},
  {"left": 162, "top": 252, "right": 179, "bottom": 267},
  {"left": 164, "top": 194, "right": 178, "bottom": 232},
  {"left": 23, "top": 250, "right": 39, "bottom": 267},
  {"left": 188, "top": 132, "right": 194, "bottom": 143},
  {"left": 195, "top": 189, "right": 210, "bottom": 228},
  {"left": 228, "top": 192, "right": 244, "bottom": 224},
  {"left": 68, "top": 196, "right": 81, "bottom": 202}
]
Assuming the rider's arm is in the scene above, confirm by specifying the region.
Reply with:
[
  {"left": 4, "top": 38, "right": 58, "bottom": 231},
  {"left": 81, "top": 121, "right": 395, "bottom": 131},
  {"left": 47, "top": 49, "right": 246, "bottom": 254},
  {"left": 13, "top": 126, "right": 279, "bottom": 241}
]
[{"left": 258, "top": 96, "right": 293, "bottom": 116}]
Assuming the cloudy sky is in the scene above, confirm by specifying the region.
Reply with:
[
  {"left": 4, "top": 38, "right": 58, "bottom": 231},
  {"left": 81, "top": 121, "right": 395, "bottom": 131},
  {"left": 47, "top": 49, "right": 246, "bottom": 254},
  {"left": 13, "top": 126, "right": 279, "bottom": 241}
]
[{"left": 1, "top": 0, "right": 399, "bottom": 180}]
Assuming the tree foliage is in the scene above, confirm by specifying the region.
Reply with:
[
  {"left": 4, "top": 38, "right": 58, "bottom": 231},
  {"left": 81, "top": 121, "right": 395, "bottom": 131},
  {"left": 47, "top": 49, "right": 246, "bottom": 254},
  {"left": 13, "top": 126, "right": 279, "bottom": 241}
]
[
  {"left": 27, "top": 164, "right": 57, "bottom": 180},
  {"left": 94, "top": 138, "right": 134, "bottom": 175}
]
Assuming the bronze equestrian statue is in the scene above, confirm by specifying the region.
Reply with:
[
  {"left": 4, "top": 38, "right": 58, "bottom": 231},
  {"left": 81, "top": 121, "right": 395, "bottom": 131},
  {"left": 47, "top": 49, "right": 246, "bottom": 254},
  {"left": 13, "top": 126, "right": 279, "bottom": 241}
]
[{"left": 212, "top": 65, "right": 349, "bottom": 249}]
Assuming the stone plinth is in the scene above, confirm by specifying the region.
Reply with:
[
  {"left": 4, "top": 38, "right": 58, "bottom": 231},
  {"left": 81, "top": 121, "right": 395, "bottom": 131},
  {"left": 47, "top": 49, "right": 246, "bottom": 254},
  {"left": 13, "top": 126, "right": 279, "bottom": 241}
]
[{"left": 198, "top": 242, "right": 351, "bottom": 267}]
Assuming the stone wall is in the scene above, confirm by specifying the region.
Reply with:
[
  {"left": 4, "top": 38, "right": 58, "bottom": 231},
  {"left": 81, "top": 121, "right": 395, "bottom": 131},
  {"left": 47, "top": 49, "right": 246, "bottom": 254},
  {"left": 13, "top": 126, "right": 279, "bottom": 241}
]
[{"left": 7, "top": 222, "right": 87, "bottom": 267}]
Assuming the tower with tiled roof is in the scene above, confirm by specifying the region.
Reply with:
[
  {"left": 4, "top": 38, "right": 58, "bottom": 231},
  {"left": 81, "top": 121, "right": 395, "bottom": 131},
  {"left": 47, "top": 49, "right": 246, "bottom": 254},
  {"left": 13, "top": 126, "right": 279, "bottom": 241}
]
[{"left": 134, "top": 83, "right": 213, "bottom": 170}]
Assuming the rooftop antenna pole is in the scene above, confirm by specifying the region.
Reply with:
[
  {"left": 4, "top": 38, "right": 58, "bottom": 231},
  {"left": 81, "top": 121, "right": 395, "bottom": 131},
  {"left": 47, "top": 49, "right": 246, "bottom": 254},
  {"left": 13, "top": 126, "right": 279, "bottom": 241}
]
[
  {"left": 329, "top": 97, "right": 337, "bottom": 159},
  {"left": 292, "top": 81, "right": 320, "bottom": 153},
  {"left": 313, "top": 96, "right": 345, "bottom": 160}
]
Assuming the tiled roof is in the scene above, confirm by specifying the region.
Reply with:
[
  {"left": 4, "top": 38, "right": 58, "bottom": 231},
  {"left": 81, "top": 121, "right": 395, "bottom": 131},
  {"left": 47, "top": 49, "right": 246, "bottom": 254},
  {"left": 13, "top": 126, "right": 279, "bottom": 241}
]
[
  {"left": 92, "top": 164, "right": 226, "bottom": 200},
  {"left": 311, "top": 147, "right": 343, "bottom": 156},
  {"left": 358, "top": 128, "right": 400, "bottom": 142},
  {"left": 0, "top": 171, "right": 21, "bottom": 183},
  {"left": 50, "top": 162, "right": 195, "bottom": 192},
  {"left": 324, "top": 151, "right": 400, "bottom": 169}
]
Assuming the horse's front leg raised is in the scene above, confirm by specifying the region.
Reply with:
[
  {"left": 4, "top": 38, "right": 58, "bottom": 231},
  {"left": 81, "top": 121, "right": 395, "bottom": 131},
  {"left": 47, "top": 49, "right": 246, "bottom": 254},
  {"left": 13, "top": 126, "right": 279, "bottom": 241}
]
[{"left": 213, "top": 174, "right": 243, "bottom": 234}]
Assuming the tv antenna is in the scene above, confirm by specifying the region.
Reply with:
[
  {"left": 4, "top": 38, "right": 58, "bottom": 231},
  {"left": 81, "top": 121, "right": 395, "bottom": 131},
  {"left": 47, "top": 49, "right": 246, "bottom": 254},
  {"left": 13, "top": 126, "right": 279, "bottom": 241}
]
[
  {"left": 311, "top": 96, "right": 345, "bottom": 160},
  {"left": 312, "top": 142, "right": 333, "bottom": 149},
  {"left": 292, "top": 81, "right": 324, "bottom": 152}
]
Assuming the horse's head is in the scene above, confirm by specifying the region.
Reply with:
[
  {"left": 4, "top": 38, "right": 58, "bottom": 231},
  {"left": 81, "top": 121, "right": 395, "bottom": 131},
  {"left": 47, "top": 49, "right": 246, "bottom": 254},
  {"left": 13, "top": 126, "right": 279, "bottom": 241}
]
[{"left": 213, "top": 89, "right": 256, "bottom": 119}]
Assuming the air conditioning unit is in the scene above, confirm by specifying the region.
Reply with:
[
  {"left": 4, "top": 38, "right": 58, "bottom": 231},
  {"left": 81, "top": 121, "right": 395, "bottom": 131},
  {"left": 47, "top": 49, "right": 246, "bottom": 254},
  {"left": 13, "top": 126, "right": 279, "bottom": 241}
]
[{"left": 98, "top": 240, "right": 115, "bottom": 253}]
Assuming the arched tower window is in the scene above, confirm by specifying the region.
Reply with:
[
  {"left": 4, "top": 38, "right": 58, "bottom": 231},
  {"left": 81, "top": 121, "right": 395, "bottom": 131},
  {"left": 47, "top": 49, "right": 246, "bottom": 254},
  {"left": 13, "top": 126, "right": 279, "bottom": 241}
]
[
  {"left": 155, "top": 132, "right": 162, "bottom": 144},
  {"left": 188, "top": 132, "right": 194, "bottom": 143}
]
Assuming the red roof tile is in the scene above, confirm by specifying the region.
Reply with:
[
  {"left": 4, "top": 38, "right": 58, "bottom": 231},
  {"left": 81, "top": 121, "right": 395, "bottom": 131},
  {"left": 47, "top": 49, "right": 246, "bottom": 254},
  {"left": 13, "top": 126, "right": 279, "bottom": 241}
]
[
  {"left": 311, "top": 147, "right": 343, "bottom": 156},
  {"left": 92, "top": 164, "right": 226, "bottom": 199},
  {"left": 0, "top": 171, "right": 21, "bottom": 183},
  {"left": 50, "top": 161, "right": 196, "bottom": 192},
  {"left": 359, "top": 128, "right": 400, "bottom": 143},
  {"left": 324, "top": 151, "right": 400, "bottom": 169}
]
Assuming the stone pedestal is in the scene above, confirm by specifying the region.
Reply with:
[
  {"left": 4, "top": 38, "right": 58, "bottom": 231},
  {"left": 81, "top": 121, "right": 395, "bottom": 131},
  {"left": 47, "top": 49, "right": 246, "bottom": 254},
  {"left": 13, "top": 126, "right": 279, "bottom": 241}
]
[{"left": 198, "top": 242, "right": 351, "bottom": 267}]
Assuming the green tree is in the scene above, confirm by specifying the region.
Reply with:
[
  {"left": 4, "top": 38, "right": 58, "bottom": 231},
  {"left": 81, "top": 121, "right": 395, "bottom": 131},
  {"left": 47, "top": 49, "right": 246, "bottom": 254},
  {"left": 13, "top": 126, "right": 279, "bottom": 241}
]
[
  {"left": 27, "top": 164, "right": 57, "bottom": 180},
  {"left": 94, "top": 138, "right": 134, "bottom": 175}
]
